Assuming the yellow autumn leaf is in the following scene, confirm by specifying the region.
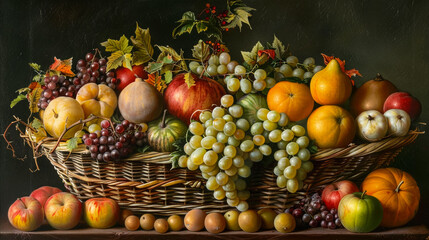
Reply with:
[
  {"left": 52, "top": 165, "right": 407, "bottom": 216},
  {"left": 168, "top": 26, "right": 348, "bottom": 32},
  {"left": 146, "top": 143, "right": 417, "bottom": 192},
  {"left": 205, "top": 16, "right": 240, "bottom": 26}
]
[{"left": 184, "top": 72, "right": 195, "bottom": 88}]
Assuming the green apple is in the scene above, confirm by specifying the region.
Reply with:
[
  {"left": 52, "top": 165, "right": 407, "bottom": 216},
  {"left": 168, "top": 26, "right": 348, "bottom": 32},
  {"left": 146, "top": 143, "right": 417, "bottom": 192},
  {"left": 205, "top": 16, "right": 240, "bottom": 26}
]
[{"left": 338, "top": 191, "right": 383, "bottom": 233}]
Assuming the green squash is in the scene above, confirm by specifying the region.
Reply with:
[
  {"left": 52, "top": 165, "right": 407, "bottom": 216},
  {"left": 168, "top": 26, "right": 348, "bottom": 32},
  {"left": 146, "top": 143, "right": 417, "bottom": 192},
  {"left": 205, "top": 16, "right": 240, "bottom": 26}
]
[{"left": 148, "top": 110, "right": 188, "bottom": 152}]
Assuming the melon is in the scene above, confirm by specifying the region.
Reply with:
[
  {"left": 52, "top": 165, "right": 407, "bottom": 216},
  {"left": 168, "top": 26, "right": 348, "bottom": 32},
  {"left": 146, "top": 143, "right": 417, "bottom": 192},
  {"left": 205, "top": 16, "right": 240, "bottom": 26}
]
[{"left": 237, "top": 94, "right": 268, "bottom": 124}]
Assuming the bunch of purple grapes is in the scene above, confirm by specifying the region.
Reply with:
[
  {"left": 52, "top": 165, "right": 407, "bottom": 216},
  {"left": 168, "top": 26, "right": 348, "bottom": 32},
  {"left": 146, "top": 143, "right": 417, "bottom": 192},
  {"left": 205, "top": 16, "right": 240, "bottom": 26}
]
[
  {"left": 286, "top": 192, "right": 343, "bottom": 229},
  {"left": 82, "top": 120, "right": 146, "bottom": 161},
  {"left": 38, "top": 75, "right": 77, "bottom": 109},
  {"left": 75, "top": 52, "right": 117, "bottom": 89}
]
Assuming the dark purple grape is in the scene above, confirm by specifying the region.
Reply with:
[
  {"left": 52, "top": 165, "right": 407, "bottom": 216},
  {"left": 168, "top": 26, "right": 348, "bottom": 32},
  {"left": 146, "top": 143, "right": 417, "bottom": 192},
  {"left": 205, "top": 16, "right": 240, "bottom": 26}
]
[
  {"left": 309, "top": 219, "right": 318, "bottom": 228},
  {"left": 111, "top": 149, "right": 120, "bottom": 160},
  {"left": 82, "top": 134, "right": 89, "bottom": 141},
  {"left": 312, "top": 201, "right": 321, "bottom": 210},
  {"left": 108, "top": 83, "right": 116, "bottom": 89},
  {"left": 292, "top": 208, "right": 303, "bottom": 218},
  {"left": 91, "top": 152, "right": 98, "bottom": 159},
  {"left": 335, "top": 218, "right": 342, "bottom": 227},
  {"left": 47, "top": 82, "right": 56, "bottom": 90},
  {"left": 89, "top": 145, "right": 98, "bottom": 153},
  {"left": 136, "top": 139, "right": 144, "bottom": 146},
  {"left": 65, "top": 91, "right": 73, "bottom": 97},
  {"left": 119, "top": 136, "right": 126, "bottom": 143},
  {"left": 328, "top": 221, "right": 336, "bottom": 229},
  {"left": 85, "top": 53, "right": 94, "bottom": 62},
  {"left": 307, "top": 206, "right": 316, "bottom": 215},
  {"left": 62, "top": 80, "right": 70, "bottom": 87},
  {"left": 92, "top": 138, "right": 99, "bottom": 145},
  {"left": 99, "top": 58, "right": 107, "bottom": 66},
  {"left": 320, "top": 205, "right": 327, "bottom": 211},
  {"left": 73, "top": 78, "right": 80, "bottom": 86},
  {"left": 89, "top": 133, "right": 97, "bottom": 139},
  {"left": 59, "top": 75, "right": 65, "bottom": 82},
  {"left": 40, "top": 101, "right": 48, "bottom": 109},
  {"left": 135, "top": 131, "right": 143, "bottom": 139},
  {"left": 44, "top": 77, "right": 50, "bottom": 84},
  {"left": 43, "top": 90, "right": 52, "bottom": 98},
  {"left": 97, "top": 153, "right": 103, "bottom": 161},
  {"left": 321, "top": 210, "right": 329, "bottom": 219},
  {"left": 302, "top": 213, "right": 311, "bottom": 223},
  {"left": 77, "top": 59, "right": 86, "bottom": 67},
  {"left": 321, "top": 220, "right": 328, "bottom": 228},
  {"left": 101, "top": 129, "right": 109, "bottom": 137},
  {"left": 52, "top": 90, "right": 59, "bottom": 97},
  {"left": 109, "top": 145, "right": 116, "bottom": 151},
  {"left": 99, "top": 66, "right": 106, "bottom": 74},
  {"left": 130, "top": 137, "right": 137, "bottom": 145},
  {"left": 91, "top": 62, "right": 100, "bottom": 71},
  {"left": 99, "top": 145, "right": 107, "bottom": 153},
  {"left": 103, "top": 152, "right": 111, "bottom": 161},
  {"left": 325, "top": 214, "right": 334, "bottom": 222},
  {"left": 107, "top": 71, "right": 115, "bottom": 78},
  {"left": 122, "top": 120, "right": 130, "bottom": 128},
  {"left": 330, "top": 209, "right": 337, "bottom": 215},
  {"left": 115, "top": 142, "right": 123, "bottom": 149},
  {"left": 59, "top": 87, "right": 67, "bottom": 95},
  {"left": 314, "top": 213, "right": 322, "bottom": 222},
  {"left": 107, "top": 136, "right": 115, "bottom": 145},
  {"left": 92, "top": 71, "right": 99, "bottom": 78},
  {"left": 84, "top": 138, "right": 93, "bottom": 146},
  {"left": 99, "top": 136, "right": 108, "bottom": 145},
  {"left": 89, "top": 77, "right": 97, "bottom": 83},
  {"left": 101, "top": 120, "right": 110, "bottom": 129},
  {"left": 116, "top": 125, "right": 125, "bottom": 134},
  {"left": 334, "top": 213, "right": 338, "bottom": 219}
]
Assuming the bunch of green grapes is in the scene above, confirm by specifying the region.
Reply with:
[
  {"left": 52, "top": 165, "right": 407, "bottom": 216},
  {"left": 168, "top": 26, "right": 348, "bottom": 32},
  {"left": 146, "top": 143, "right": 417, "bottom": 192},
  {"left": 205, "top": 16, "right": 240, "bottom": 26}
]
[
  {"left": 274, "top": 56, "right": 324, "bottom": 82},
  {"left": 189, "top": 53, "right": 324, "bottom": 96},
  {"left": 178, "top": 94, "right": 259, "bottom": 212},
  {"left": 248, "top": 107, "right": 314, "bottom": 193}
]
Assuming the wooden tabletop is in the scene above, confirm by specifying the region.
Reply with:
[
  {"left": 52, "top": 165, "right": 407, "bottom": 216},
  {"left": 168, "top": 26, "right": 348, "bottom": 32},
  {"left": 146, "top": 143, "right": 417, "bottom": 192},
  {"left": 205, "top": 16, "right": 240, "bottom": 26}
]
[{"left": 1, "top": 220, "right": 428, "bottom": 240}]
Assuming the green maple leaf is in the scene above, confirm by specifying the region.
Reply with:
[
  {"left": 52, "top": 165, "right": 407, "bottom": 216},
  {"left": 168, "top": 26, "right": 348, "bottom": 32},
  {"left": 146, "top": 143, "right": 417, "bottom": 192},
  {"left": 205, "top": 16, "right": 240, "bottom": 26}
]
[
  {"left": 31, "top": 118, "right": 43, "bottom": 129},
  {"left": 192, "top": 40, "right": 211, "bottom": 62},
  {"left": 101, "top": 35, "right": 132, "bottom": 53},
  {"left": 172, "top": 11, "right": 197, "bottom": 39},
  {"left": 106, "top": 51, "right": 126, "bottom": 72}
]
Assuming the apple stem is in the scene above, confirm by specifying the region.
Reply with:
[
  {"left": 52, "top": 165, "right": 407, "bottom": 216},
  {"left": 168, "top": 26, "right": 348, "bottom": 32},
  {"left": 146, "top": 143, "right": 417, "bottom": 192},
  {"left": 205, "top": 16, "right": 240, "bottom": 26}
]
[
  {"left": 160, "top": 109, "right": 167, "bottom": 128},
  {"left": 361, "top": 190, "right": 367, "bottom": 199},
  {"left": 52, "top": 109, "right": 58, "bottom": 119},
  {"left": 395, "top": 180, "right": 404, "bottom": 193}
]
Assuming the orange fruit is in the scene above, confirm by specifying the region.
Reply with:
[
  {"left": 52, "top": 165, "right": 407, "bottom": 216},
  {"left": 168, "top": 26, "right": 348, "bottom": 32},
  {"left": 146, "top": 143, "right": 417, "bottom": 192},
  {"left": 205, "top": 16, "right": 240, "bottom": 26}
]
[
  {"left": 267, "top": 81, "right": 314, "bottom": 122},
  {"left": 124, "top": 215, "right": 140, "bottom": 231},
  {"left": 184, "top": 209, "right": 206, "bottom": 231},
  {"left": 167, "top": 215, "right": 184, "bottom": 231},
  {"left": 154, "top": 218, "right": 169, "bottom": 233},
  {"left": 310, "top": 59, "right": 352, "bottom": 105},
  {"left": 307, "top": 105, "right": 356, "bottom": 149},
  {"left": 204, "top": 212, "right": 226, "bottom": 233},
  {"left": 140, "top": 213, "right": 155, "bottom": 230},
  {"left": 238, "top": 210, "right": 261, "bottom": 232}
]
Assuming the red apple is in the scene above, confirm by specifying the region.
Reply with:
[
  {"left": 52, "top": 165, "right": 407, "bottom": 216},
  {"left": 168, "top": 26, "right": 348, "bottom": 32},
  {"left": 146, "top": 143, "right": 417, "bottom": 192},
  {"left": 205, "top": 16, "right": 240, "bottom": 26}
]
[
  {"left": 8, "top": 197, "right": 44, "bottom": 231},
  {"left": 30, "top": 186, "right": 62, "bottom": 207},
  {"left": 116, "top": 65, "right": 148, "bottom": 92},
  {"left": 322, "top": 180, "right": 359, "bottom": 210},
  {"left": 164, "top": 73, "right": 226, "bottom": 124},
  {"left": 83, "top": 198, "right": 120, "bottom": 229},
  {"left": 44, "top": 192, "right": 82, "bottom": 230},
  {"left": 383, "top": 92, "right": 422, "bottom": 121}
]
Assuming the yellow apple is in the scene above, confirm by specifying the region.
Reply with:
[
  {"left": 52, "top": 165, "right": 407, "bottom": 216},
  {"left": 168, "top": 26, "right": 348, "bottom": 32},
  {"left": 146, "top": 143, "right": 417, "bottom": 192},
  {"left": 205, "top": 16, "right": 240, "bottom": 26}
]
[
  {"left": 224, "top": 210, "right": 241, "bottom": 231},
  {"left": 76, "top": 83, "right": 117, "bottom": 118},
  {"left": 43, "top": 97, "right": 85, "bottom": 139},
  {"left": 83, "top": 198, "right": 120, "bottom": 229},
  {"left": 8, "top": 197, "right": 44, "bottom": 231},
  {"left": 257, "top": 208, "right": 276, "bottom": 230}
]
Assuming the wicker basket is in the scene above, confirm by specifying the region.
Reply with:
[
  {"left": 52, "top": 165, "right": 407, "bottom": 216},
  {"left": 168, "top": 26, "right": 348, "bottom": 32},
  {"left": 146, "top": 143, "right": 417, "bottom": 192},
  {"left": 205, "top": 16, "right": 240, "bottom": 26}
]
[{"left": 25, "top": 128, "right": 422, "bottom": 216}]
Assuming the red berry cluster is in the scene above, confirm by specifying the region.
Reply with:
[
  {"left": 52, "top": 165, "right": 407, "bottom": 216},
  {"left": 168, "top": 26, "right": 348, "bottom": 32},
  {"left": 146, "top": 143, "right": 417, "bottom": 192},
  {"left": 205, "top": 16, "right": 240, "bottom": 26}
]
[
  {"left": 201, "top": 2, "right": 229, "bottom": 31},
  {"left": 205, "top": 40, "right": 226, "bottom": 53}
]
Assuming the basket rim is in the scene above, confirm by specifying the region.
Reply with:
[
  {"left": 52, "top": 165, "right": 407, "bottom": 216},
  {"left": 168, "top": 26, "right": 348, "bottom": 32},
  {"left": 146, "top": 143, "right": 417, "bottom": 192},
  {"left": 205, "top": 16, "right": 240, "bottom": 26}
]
[{"left": 311, "top": 129, "right": 423, "bottom": 161}]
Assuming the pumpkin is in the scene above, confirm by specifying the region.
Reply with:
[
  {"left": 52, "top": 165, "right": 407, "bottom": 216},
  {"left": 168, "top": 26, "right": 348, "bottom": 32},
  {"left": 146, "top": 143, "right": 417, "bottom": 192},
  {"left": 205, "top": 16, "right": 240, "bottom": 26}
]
[
  {"left": 76, "top": 83, "right": 117, "bottom": 118},
  {"left": 310, "top": 59, "right": 352, "bottom": 105},
  {"left": 266, "top": 81, "right": 314, "bottom": 122},
  {"left": 147, "top": 110, "right": 188, "bottom": 152},
  {"left": 307, "top": 105, "right": 356, "bottom": 149},
  {"left": 118, "top": 78, "right": 164, "bottom": 123},
  {"left": 361, "top": 167, "right": 420, "bottom": 228}
]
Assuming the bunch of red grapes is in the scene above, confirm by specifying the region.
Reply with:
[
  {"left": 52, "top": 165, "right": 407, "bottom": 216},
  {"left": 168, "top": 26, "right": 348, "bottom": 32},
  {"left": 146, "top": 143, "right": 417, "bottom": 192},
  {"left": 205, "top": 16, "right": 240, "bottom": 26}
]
[
  {"left": 82, "top": 120, "right": 146, "bottom": 161},
  {"left": 38, "top": 51, "right": 117, "bottom": 110},
  {"left": 286, "top": 192, "right": 343, "bottom": 229}
]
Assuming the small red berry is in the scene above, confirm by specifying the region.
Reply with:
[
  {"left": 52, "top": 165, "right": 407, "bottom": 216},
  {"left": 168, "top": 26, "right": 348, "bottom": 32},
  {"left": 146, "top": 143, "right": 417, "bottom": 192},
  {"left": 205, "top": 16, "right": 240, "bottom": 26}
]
[
  {"left": 222, "top": 21, "right": 226, "bottom": 25},
  {"left": 205, "top": 3, "right": 210, "bottom": 8},
  {"left": 212, "top": 6, "right": 216, "bottom": 10}
]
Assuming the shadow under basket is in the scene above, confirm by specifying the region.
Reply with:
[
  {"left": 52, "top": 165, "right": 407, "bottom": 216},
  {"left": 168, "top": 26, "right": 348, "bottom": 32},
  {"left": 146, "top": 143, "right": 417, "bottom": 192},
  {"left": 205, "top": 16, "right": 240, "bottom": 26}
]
[{"left": 32, "top": 129, "right": 421, "bottom": 216}]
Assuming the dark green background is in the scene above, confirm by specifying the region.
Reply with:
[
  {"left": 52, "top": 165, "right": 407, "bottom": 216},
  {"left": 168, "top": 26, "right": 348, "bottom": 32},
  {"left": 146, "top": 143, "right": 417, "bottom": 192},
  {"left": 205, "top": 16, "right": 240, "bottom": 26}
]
[{"left": 1, "top": 0, "right": 428, "bottom": 226}]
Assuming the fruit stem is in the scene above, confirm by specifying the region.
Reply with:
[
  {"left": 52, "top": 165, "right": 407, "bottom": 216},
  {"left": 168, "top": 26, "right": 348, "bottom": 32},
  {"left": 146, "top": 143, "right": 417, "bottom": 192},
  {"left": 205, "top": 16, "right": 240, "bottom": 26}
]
[
  {"left": 375, "top": 73, "right": 384, "bottom": 81},
  {"left": 160, "top": 109, "right": 168, "bottom": 128},
  {"left": 361, "top": 190, "right": 367, "bottom": 199},
  {"left": 395, "top": 180, "right": 404, "bottom": 193},
  {"left": 52, "top": 109, "right": 58, "bottom": 118}
]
